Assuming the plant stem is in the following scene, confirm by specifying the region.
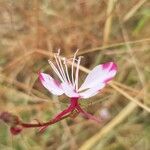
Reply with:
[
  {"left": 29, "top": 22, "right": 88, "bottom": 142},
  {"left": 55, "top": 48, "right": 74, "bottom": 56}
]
[{"left": 20, "top": 114, "right": 70, "bottom": 128}]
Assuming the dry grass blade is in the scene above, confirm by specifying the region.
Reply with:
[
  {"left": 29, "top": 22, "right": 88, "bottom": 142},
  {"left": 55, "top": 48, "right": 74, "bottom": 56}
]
[
  {"left": 103, "top": 0, "right": 118, "bottom": 45},
  {"left": 109, "top": 83, "right": 150, "bottom": 112},
  {"left": 123, "top": 0, "right": 147, "bottom": 22},
  {"left": 79, "top": 101, "right": 137, "bottom": 150},
  {"left": 79, "top": 86, "right": 146, "bottom": 150},
  {"left": 77, "top": 38, "right": 150, "bottom": 56}
]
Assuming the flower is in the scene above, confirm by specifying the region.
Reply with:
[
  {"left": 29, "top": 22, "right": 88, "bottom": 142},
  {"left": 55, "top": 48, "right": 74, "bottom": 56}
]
[{"left": 39, "top": 50, "right": 117, "bottom": 122}]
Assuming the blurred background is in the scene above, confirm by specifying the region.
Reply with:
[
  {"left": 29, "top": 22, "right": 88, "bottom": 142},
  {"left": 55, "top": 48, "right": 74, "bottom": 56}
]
[{"left": 0, "top": 0, "right": 150, "bottom": 150}]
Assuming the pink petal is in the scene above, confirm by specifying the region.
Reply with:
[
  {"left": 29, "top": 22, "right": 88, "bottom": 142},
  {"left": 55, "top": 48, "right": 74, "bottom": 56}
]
[
  {"left": 79, "top": 83, "right": 105, "bottom": 98},
  {"left": 79, "top": 62, "right": 117, "bottom": 91},
  {"left": 61, "top": 82, "right": 80, "bottom": 98},
  {"left": 39, "top": 72, "right": 64, "bottom": 95}
]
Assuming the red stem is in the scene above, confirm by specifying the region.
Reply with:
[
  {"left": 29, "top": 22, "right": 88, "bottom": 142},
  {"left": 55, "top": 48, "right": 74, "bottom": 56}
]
[
  {"left": 21, "top": 114, "right": 69, "bottom": 128},
  {"left": 1, "top": 97, "right": 99, "bottom": 131},
  {"left": 21, "top": 97, "right": 79, "bottom": 129}
]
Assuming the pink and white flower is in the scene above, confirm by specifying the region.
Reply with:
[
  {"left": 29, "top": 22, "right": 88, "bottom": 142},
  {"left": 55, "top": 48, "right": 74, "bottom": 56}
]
[{"left": 39, "top": 50, "right": 117, "bottom": 122}]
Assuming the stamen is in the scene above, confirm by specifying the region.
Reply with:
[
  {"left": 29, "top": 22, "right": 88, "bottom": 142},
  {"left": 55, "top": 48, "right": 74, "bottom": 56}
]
[
  {"left": 48, "top": 60, "right": 64, "bottom": 82},
  {"left": 57, "top": 48, "right": 61, "bottom": 55},
  {"left": 71, "top": 49, "right": 79, "bottom": 86},
  {"left": 54, "top": 54, "right": 67, "bottom": 82},
  {"left": 57, "top": 56, "right": 68, "bottom": 82},
  {"left": 67, "top": 58, "right": 79, "bottom": 62},
  {"left": 75, "top": 56, "right": 82, "bottom": 90},
  {"left": 63, "top": 58, "right": 71, "bottom": 83}
]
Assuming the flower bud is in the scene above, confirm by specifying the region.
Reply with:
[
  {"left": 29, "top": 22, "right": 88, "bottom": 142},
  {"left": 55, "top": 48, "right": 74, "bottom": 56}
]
[
  {"left": 10, "top": 126, "right": 22, "bottom": 135},
  {"left": 0, "top": 112, "right": 19, "bottom": 126}
]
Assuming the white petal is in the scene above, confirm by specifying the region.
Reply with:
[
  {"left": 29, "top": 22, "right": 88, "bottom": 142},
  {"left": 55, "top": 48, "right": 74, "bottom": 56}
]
[
  {"left": 79, "top": 62, "right": 117, "bottom": 91},
  {"left": 61, "top": 82, "right": 79, "bottom": 98},
  {"left": 39, "top": 72, "right": 64, "bottom": 95},
  {"left": 79, "top": 83, "right": 105, "bottom": 99}
]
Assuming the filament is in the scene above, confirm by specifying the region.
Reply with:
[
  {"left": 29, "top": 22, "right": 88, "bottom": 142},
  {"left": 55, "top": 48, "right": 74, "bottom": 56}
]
[
  {"left": 75, "top": 57, "right": 81, "bottom": 90},
  {"left": 54, "top": 54, "right": 67, "bottom": 82},
  {"left": 57, "top": 56, "right": 68, "bottom": 82},
  {"left": 71, "top": 49, "right": 79, "bottom": 86},
  {"left": 48, "top": 60, "right": 64, "bottom": 82},
  {"left": 63, "top": 58, "right": 71, "bottom": 83}
]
